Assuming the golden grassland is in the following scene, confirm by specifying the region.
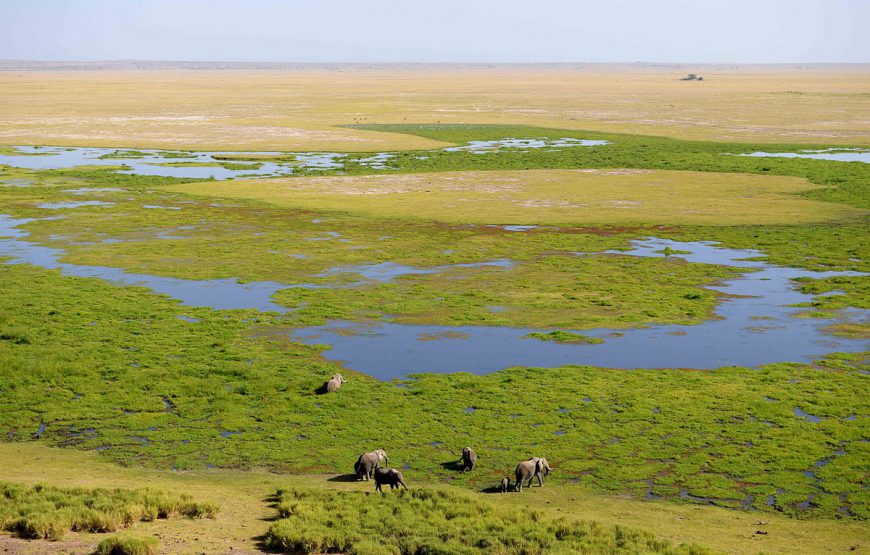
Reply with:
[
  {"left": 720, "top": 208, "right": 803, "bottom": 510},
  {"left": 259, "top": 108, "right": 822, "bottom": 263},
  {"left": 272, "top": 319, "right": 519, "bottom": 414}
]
[
  {"left": 1, "top": 67, "right": 869, "bottom": 151},
  {"left": 168, "top": 168, "right": 868, "bottom": 226},
  {"left": 1, "top": 444, "right": 867, "bottom": 555}
]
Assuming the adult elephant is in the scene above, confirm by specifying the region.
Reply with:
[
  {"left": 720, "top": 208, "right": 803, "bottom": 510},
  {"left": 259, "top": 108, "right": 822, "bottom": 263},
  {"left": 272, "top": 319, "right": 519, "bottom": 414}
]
[
  {"left": 374, "top": 467, "right": 408, "bottom": 492},
  {"left": 354, "top": 449, "right": 388, "bottom": 481},
  {"left": 460, "top": 447, "right": 477, "bottom": 472},
  {"left": 514, "top": 457, "right": 551, "bottom": 492}
]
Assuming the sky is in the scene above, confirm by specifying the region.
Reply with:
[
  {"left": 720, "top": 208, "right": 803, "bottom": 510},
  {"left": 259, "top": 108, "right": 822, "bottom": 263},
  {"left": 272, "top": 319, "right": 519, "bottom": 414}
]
[{"left": 0, "top": 0, "right": 867, "bottom": 63}]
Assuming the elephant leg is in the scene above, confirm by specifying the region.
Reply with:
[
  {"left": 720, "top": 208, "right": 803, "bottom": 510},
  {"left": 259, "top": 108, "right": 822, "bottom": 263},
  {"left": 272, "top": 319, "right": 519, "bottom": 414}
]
[
  {"left": 375, "top": 482, "right": 382, "bottom": 492},
  {"left": 536, "top": 473, "right": 544, "bottom": 487}
]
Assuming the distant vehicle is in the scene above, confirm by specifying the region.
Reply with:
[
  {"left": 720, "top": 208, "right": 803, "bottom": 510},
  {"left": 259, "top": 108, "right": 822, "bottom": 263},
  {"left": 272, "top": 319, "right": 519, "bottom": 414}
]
[{"left": 680, "top": 74, "right": 704, "bottom": 81}]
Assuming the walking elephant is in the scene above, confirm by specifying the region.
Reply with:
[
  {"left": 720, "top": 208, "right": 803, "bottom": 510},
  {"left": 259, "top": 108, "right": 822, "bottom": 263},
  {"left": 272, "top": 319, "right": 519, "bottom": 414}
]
[
  {"left": 514, "top": 457, "right": 551, "bottom": 492},
  {"left": 354, "top": 449, "right": 388, "bottom": 480},
  {"left": 460, "top": 447, "right": 477, "bottom": 472},
  {"left": 499, "top": 476, "right": 510, "bottom": 493},
  {"left": 374, "top": 467, "right": 408, "bottom": 492}
]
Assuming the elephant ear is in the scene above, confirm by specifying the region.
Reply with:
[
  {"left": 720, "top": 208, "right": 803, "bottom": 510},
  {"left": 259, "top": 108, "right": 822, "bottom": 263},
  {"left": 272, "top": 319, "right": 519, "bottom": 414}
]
[{"left": 535, "top": 459, "right": 543, "bottom": 474}]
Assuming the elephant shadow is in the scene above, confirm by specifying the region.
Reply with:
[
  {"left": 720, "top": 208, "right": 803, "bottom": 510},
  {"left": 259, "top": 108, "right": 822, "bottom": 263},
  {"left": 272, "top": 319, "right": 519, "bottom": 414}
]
[
  {"left": 480, "top": 484, "right": 514, "bottom": 494},
  {"left": 479, "top": 485, "right": 503, "bottom": 494},
  {"left": 327, "top": 473, "right": 360, "bottom": 483},
  {"left": 440, "top": 460, "right": 465, "bottom": 472}
]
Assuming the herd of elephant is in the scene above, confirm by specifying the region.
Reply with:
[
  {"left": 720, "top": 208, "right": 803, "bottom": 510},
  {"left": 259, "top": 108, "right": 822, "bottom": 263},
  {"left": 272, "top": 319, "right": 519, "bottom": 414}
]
[
  {"left": 353, "top": 448, "right": 553, "bottom": 493},
  {"left": 322, "top": 374, "right": 553, "bottom": 492}
]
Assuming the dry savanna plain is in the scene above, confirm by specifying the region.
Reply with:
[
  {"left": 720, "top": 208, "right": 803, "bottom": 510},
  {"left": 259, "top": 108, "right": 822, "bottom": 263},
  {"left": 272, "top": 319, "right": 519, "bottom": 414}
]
[{"left": 0, "top": 65, "right": 868, "bottom": 555}]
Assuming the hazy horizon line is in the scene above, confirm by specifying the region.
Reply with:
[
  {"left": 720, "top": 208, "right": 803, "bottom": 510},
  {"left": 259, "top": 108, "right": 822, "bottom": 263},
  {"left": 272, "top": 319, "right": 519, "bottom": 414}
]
[{"left": 3, "top": 58, "right": 869, "bottom": 67}]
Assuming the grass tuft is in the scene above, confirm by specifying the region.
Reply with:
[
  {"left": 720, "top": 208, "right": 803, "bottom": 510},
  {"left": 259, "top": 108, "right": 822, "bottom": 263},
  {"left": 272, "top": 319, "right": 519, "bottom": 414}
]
[
  {"left": 0, "top": 482, "right": 218, "bottom": 540},
  {"left": 94, "top": 533, "right": 159, "bottom": 555},
  {"left": 264, "top": 487, "right": 718, "bottom": 554}
]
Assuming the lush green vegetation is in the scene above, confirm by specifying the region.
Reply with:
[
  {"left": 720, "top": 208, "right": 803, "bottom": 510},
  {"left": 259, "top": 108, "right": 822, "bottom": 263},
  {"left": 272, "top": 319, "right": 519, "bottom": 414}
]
[
  {"left": 264, "top": 487, "right": 717, "bottom": 555},
  {"left": 271, "top": 253, "right": 738, "bottom": 329},
  {"left": 0, "top": 481, "right": 217, "bottom": 540},
  {"left": 525, "top": 330, "right": 605, "bottom": 344},
  {"left": 95, "top": 533, "right": 160, "bottom": 555},
  {"left": 0, "top": 261, "right": 865, "bottom": 519},
  {"left": 0, "top": 124, "right": 867, "bottom": 529}
]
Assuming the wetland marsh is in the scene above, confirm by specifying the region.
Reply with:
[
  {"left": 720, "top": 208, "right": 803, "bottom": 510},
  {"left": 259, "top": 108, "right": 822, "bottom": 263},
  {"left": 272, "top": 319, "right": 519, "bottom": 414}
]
[{"left": 0, "top": 70, "right": 868, "bottom": 554}]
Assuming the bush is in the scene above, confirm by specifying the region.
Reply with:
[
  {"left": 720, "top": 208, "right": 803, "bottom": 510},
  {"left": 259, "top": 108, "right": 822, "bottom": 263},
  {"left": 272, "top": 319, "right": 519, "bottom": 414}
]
[
  {"left": 264, "top": 487, "right": 716, "bottom": 555},
  {"left": 94, "top": 533, "right": 159, "bottom": 555},
  {"left": 0, "top": 481, "right": 218, "bottom": 540}
]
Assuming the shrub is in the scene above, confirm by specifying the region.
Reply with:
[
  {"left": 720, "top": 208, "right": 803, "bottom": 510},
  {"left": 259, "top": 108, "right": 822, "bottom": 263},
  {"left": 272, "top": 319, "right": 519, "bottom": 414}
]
[
  {"left": 264, "top": 487, "right": 716, "bottom": 555},
  {"left": 0, "top": 482, "right": 218, "bottom": 541},
  {"left": 94, "top": 533, "right": 159, "bottom": 555}
]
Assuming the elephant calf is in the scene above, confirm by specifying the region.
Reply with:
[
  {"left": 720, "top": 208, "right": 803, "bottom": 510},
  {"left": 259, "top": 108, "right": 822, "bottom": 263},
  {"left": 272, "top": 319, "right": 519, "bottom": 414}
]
[
  {"left": 374, "top": 467, "right": 408, "bottom": 492},
  {"left": 514, "top": 457, "right": 551, "bottom": 492},
  {"left": 354, "top": 448, "right": 388, "bottom": 481},
  {"left": 500, "top": 476, "right": 510, "bottom": 493},
  {"left": 460, "top": 447, "right": 477, "bottom": 472},
  {"left": 324, "top": 373, "right": 346, "bottom": 393}
]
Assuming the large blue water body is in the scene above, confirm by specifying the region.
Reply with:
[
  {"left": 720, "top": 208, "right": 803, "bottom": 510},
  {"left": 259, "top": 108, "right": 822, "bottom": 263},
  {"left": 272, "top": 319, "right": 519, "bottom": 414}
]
[
  {"left": 1, "top": 214, "right": 865, "bottom": 378},
  {"left": 292, "top": 239, "right": 869, "bottom": 378}
]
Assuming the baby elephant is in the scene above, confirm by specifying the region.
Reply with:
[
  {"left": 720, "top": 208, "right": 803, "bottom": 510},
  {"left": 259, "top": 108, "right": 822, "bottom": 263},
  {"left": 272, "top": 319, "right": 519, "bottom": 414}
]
[
  {"left": 460, "top": 447, "right": 477, "bottom": 472},
  {"left": 499, "top": 476, "right": 510, "bottom": 493},
  {"left": 323, "top": 373, "right": 346, "bottom": 393},
  {"left": 374, "top": 467, "right": 408, "bottom": 492},
  {"left": 354, "top": 449, "right": 388, "bottom": 481}
]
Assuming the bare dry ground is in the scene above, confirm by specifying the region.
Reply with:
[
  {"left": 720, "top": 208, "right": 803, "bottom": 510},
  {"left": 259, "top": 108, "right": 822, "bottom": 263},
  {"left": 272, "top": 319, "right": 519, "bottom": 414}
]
[
  {"left": 0, "top": 65, "right": 868, "bottom": 151},
  {"left": 1, "top": 444, "right": 867, "bottom": 555}
]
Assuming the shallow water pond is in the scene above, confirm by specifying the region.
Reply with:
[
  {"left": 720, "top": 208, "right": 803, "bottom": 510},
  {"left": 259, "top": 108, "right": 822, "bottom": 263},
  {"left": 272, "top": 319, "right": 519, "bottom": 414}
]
[
  {"left": 292, "top": 238, "right": 868, "bottom": 378},
  {"left": 443, "top": 138, "right": 609, "bottom": 153},
  {"left": 0, "top": 138, "right": 608, "bottom": 179},
  {"left": 1, "top": 212, "right": 866, "bottom": 378},
  {"left": 738, "top": 148, "right": 870, "bottom": 163},
  {"left": 0, "top": 214, "right": 292, "bottom": 312}
]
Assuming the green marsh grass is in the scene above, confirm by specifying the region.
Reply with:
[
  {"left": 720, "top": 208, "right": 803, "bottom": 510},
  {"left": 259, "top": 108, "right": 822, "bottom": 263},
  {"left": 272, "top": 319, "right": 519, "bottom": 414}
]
[
  {"left": 524, "top": 331, "right": 605, "bottom": 344},
  {"left": 0, "top": 124, "right": 867, "bottom": 523},
  {"left": 0, "top": 481, "right": 217, "bottom": 540},
  {"left": 94, "top": 533, "right": 159, "bottom": 555},
  {"left": 0, "top": 261, "right": 865, "bottom": 518},
  {"left": 264, "top": 487, "right": 718, "bottom": 555}
]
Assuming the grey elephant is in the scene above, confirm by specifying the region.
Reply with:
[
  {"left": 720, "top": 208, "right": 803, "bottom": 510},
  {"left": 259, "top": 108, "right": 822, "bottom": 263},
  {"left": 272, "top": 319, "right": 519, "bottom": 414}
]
[
  {"left": 354, "top": 449, "right": 388, "bottom": 480},
  {"left": 324, "top": 373, "right": 346, "bottom": 393},
  {"left": 460, "top": 447, "right": 477, "bottom": 472},
  {"left": 514, "top": 457, "right": 551, "bottom": 492},
  {"left": 499, "top": 476, "right": 510, "bottom": 493},
  {"left": 374, "top": 467, "right": 408, "bottom": 492}
]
